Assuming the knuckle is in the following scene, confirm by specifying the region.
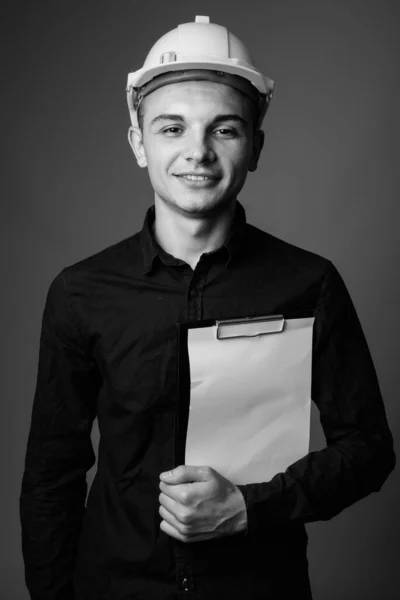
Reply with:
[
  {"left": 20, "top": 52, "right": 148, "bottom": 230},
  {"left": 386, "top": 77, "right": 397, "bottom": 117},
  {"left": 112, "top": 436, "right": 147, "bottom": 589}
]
[
  {"left": 201, "top": 465, "right": 212, "bottom": 478},
  {"left": 179, "top": 509, "right": 191, "bottom": 524},
  {"left": 180, "top": 490, "right": 190, "bottom": 504},
  {"left": 181, "top": 532, "right": 191, "bottom": 543},
  {"left": 179, "top": 522, "right": 190, "bottom": 535}
]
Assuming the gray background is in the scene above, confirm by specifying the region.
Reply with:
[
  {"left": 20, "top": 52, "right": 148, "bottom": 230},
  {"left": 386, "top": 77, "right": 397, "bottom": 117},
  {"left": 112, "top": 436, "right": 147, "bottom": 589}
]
[{"left": 3, "top": 0, "right": 399, "bottom": 598}]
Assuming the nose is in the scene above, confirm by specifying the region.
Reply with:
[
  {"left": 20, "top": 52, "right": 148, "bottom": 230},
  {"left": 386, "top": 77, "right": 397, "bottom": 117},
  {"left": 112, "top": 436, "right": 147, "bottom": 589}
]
[{"left": 183, "top": 131, "right": 216, "bottom": 164}]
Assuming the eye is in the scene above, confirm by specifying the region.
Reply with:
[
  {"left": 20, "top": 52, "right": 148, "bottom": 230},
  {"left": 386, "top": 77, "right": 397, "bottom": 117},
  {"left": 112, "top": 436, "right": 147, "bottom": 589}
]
[
  {"left": 161, "top": 126, "right": 183, "bottom": 135},
  {"left": 214, "top": 128, "right": 238, "bottom": 137}
]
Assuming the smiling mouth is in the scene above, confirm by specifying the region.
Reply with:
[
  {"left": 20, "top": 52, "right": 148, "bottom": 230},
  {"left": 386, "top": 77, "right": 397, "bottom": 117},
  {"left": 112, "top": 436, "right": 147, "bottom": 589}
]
[
  {"left": 182, "top": 175, "right": 210, "bottom": 181},
  {"left": 175, "top": 174, "right": 220, "bottom": 182}
]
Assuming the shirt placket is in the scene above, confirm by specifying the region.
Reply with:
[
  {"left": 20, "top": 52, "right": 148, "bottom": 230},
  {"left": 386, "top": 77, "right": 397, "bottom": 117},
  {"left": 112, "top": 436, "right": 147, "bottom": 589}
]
[
  {"left": 184, "top": 262, "right": 207, "bottom": 321},
  {"left": 175, "top": 259, "right": 209, "bottom": 599}
]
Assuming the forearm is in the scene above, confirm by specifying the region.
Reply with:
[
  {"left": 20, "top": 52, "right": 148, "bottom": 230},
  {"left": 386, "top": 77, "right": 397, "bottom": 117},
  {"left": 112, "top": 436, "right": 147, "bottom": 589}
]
[
  {"left": 20, "top": 434, "right": 94, "bottom": 599},
  {"left": 238, "top": 406, "right": 396, "bottom": 534},
  {"left": 20, "top": 491, "right": 86, "bottom": 599}
]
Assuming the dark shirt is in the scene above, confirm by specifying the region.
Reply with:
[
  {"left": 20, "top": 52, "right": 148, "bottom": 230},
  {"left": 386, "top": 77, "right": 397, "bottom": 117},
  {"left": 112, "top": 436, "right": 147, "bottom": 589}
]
[{"left": 20, "top": 201, "right": 395, "bottom": 600}]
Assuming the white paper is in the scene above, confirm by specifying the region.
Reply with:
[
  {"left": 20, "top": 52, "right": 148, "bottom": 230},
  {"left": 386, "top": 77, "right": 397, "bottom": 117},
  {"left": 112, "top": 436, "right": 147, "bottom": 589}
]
[{"left": 185, "top": 318, "right": 315, "bottom": 485}]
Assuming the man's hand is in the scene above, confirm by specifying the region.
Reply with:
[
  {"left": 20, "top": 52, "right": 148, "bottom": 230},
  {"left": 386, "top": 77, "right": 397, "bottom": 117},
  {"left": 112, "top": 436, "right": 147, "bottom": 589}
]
[{"left": 158, "top": 465, "right": 247, "bottom": 543}]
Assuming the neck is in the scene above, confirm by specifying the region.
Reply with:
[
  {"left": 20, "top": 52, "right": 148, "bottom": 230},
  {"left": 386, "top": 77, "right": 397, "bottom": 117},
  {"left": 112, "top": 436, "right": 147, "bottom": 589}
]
[{"left": 152, "top": 197, "right": 237, "bottom": 270}]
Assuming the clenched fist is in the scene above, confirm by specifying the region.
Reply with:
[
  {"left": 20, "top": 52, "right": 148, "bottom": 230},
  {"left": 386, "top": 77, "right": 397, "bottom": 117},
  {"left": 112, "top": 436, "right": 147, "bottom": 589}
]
[{"left": 158, "top": 465, "right": 247, "bottom": 543}]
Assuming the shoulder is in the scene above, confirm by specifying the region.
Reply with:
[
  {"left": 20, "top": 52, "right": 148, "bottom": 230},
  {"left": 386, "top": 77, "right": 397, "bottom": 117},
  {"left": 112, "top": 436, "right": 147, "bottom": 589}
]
[
  {"left": 44, "top": 232, "right": 142, "bottom": 318},
  {"left": 42, "top": 232, "right": 142, "bottom": 337},
  {"left": 243, "top": 224, "right": 356, "bottom": 322},
  {"left": 243, "top": 222, "right": 333, "bottom": 278},
  {"left": 55, "top": 232, "right": 142, "bottom": 287}
]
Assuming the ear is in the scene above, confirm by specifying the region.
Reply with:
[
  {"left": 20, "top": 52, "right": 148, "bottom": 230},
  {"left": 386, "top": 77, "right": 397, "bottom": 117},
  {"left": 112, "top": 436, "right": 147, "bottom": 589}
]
[
  {"left": 128, "top": 126, "right": 147, "bottom": 168},
  {"left": 248, "top": 129, "right": 265, "bottom": 172}
]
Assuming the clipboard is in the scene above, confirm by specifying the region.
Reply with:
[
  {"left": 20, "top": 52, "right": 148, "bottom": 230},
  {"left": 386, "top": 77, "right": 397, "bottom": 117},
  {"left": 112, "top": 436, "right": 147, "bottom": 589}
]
[{"left": 176, "top": 310, "right": 319, "bottom": 485}]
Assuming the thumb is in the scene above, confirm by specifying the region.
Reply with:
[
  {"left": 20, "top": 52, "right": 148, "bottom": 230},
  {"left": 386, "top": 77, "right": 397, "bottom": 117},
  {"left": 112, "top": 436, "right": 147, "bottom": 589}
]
[{"left": 160, "top": 465, "right": 212, "bottom": 484}]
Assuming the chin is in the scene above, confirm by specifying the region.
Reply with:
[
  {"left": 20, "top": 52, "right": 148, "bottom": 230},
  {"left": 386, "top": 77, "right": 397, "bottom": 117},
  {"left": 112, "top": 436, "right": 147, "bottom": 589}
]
[
  {"left": 155, "top": 186, "right": 236, "bottom": 217},
  {"left": 175, "top": 195, "right": 235, "bottom": 217}
]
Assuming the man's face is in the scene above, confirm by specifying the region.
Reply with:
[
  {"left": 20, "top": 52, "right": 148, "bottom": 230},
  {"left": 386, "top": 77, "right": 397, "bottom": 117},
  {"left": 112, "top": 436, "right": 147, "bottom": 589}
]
[{"left": 129, "top": 80, "right": 264, "bottom": 217}]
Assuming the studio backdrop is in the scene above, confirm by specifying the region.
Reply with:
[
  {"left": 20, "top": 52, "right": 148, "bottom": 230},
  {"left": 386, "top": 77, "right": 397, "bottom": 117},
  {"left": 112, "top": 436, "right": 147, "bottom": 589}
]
[{"left": 2, "top": 1, "right": 399, "bottom": 599}]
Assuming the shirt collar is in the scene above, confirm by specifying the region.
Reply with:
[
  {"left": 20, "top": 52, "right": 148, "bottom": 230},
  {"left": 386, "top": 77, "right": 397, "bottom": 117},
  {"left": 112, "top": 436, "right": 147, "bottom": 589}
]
[{"left": 140, "top": 200, "right": 247, "bottom": 275}]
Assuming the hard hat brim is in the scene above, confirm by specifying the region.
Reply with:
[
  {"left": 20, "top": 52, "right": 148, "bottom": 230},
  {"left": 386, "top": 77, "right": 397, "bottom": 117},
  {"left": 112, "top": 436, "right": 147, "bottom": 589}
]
[{"left": 127, "top": 61, "right": 274, "bottom": 97}]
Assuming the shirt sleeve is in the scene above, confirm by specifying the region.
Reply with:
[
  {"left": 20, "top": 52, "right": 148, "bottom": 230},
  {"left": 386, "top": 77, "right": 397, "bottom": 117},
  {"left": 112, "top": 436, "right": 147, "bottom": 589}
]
[
  {"left": 237, "top": 261, "right": 396, "bottom": 534},
  {"left": 20, "top": 270, "right": 102, "bottom": 599}
]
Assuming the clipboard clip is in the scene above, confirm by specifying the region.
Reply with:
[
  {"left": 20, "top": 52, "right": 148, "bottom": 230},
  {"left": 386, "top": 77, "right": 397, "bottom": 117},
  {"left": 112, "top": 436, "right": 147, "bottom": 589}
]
[{"left": 216, "top": 314, "right": 285, "bottom": 340}]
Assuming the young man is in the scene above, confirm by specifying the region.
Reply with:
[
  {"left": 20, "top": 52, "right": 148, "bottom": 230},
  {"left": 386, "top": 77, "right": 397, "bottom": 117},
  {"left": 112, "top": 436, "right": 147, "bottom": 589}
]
[{"left": 20, "top": 16, "right": 395, "bottom": 600}]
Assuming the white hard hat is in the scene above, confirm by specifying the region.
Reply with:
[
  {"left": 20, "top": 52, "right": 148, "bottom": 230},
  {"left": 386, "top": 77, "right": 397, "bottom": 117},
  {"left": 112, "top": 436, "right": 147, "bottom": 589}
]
[{"left": 126, "top": 15, "right": 274, "bottom": 129}]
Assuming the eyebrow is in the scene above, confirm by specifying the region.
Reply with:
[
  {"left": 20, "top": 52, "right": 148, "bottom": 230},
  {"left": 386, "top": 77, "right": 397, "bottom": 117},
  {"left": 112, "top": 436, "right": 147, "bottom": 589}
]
[{"left": 150, "top": 113, "right": 248, "bottom": 127}]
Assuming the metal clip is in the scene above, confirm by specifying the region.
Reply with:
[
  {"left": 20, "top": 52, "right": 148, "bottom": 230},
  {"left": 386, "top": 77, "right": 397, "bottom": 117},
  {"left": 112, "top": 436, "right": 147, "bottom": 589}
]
[{"left": 216, "top": 314, "right": 284, "bottom": 340}]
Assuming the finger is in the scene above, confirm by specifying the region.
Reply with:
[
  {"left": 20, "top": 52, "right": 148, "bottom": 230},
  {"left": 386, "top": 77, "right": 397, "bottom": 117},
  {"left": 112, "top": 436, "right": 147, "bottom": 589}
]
[
  {"left": 159, "top": 481, "right": 193, "bottom": 505},
  {"left": 159, "top": 504, "right": 191, "bottom": 536},
  {"left": 159, "top": 491, "right": 184, "bottom": 519},
  {"left": 160, "top": 518, "right": 188, "bottom": 542},
  {"left": 160, "top": 465, "right": 212, "bottom": 485},
  {"left": 159, "top": 491, "right": 193, "bottom": 524},
  {"left": 160, "top": 518, "right": 217, "bottom": 544}
]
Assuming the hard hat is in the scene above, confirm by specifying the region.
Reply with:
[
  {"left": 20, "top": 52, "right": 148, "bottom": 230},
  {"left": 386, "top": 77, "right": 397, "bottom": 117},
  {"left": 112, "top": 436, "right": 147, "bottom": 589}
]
[{"left": 126, "top": 15, "right": 274, "bottom": 129}]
